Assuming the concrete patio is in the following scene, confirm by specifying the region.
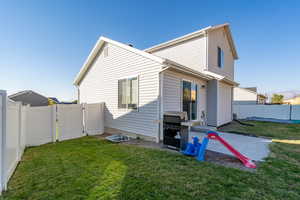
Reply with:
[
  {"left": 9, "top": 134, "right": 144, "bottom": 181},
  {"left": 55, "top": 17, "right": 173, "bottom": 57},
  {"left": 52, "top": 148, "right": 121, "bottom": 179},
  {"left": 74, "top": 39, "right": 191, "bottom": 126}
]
[{"left": 190, "top": 131, "right": 271, "bottom": 161}]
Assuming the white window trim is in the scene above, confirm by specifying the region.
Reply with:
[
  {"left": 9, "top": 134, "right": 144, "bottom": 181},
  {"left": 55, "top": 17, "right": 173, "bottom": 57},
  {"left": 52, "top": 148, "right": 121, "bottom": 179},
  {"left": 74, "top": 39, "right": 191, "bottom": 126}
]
[
  {"left": 118, "top": 75, "right": 139, "bottom": 112},
  {"left": 218, "top": 46, "right": 224, "bottom": 68},
  {"left": 181, "top": 79, "right": 199, "bottom": 120}
]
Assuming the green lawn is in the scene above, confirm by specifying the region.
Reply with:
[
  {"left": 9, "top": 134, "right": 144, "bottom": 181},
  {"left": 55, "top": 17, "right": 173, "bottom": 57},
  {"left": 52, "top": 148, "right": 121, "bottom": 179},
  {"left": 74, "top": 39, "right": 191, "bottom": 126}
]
[
  {"left": 2, "top": 123, "right": 300, "bottom": 200},
  {"left": 218, "top": 120, "right": 300, "bottom": 140}
]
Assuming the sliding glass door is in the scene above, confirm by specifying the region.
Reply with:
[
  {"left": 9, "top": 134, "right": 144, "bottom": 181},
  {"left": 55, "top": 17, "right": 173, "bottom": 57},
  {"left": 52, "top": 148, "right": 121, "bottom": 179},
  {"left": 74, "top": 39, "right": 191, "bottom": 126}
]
[{"left": 182, "top": 80, "right": 198, "bottom": 120}]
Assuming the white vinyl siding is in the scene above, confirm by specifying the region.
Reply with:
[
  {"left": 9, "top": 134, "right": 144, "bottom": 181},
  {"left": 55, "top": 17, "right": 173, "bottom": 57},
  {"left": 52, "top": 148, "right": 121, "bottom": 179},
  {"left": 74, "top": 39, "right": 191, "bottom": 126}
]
[
  {"left": 163, "top": 73, "right": 181, "bottom": 112},
  {"left": 162, "top": 70, "right": 207, "bottom": 119},
  {"left": 218, "top": 82, "right": 233, "bottom": 126},
  {"left": 208, "top": 29, "right": 234, "bottom": 80},
  {"left": 79, "top": 43, "right": 162, "bottom": 138},
  {"left": 152, "top": 35, "right": 207, "bottom": 72}
]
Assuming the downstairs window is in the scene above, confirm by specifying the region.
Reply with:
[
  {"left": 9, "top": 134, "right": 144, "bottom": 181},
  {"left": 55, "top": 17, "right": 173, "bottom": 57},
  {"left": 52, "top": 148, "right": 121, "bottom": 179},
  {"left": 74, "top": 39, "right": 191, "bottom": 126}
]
[{"left": 118, "top": 77, "right": 138, "bottom": 110}]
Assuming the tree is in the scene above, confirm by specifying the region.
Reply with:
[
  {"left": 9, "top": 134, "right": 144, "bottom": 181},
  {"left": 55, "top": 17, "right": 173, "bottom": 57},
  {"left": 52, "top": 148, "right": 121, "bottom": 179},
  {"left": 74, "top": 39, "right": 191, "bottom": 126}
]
[
  {"left": 271, "top": 94, "right": 284, "bottom": 104},
  {"left": 48, "top": 98, "right": 57, "bottom": 105}
]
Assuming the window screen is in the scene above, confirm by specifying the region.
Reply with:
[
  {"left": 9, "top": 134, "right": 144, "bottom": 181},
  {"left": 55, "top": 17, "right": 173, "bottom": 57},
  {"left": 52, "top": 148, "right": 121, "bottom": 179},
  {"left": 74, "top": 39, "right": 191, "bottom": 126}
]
[{"left": 118, "top": 77, "right": 138, "bottom": 109}]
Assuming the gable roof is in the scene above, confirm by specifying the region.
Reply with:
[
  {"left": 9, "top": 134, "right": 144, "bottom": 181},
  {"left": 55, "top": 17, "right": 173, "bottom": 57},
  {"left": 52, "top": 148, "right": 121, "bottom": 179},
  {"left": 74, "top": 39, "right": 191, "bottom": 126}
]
[
  {"left": 48, "top": 97, "right": 60, "bottom": 103},
  {"left": 74, "top": 35, "right": 239, "bottom": 86},
  {"left": 144, "top": 23, "right": 238, "bottom": 60},
  {"left": 9, "top": 90, "right": 49, "bottom": 106},
  {"left": 73, "top": 36, "right": 166, "bottom": 86},
  {"left": 9, "top": 90, "right": 48, "bottom": 99}
]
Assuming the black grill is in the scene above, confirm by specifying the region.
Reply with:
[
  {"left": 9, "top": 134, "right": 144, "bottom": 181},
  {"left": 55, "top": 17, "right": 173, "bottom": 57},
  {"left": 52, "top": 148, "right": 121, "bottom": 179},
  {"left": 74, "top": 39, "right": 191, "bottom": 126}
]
[{"left": 163, "top": 112, "right": 188, "bottom": 151}]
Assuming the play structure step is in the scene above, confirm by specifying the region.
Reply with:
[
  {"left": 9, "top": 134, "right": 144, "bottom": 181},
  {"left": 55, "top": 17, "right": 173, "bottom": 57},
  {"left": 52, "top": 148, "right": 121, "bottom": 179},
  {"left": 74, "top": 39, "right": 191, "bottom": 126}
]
[{"left": 190, "top": 126, "right": 217, "bottom": 132}]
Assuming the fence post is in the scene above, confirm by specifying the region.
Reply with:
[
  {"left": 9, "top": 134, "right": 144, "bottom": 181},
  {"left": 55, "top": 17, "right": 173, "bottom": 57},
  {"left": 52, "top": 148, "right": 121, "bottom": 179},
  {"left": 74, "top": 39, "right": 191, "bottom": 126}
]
[
  {"left": 17, "top": 102, "right": 22, "bottom": 162},
  {"left": 24, "top": 104, "right": 30, "bottom": 147},
  {"left": 0, "top": 90, "right": 7, "bottom": 192},
  {"left": 52, "top": 105, "right": 57, "bottom": 142},
  {"left": 82, "top": 103, "right": 87, "bottom": 136}
]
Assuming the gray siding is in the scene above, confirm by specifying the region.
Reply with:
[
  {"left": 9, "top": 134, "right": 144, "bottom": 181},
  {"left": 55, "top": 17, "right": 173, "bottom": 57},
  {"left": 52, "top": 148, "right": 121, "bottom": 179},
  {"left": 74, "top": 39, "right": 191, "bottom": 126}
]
[
  {"left": 218, "top": 82, "right": 233, "bottom": 126},
  {"left": 206, "top": 80, "right": 218, "bottom": 126},
  {"left": 79, "top": 43, "right": 163, "bottom": 139},
  {"left": 207, "top": 29, "right": 235, "bottom": 80},
  {"left": 207, "top": 80, "right": 233, "bottom": 126}
]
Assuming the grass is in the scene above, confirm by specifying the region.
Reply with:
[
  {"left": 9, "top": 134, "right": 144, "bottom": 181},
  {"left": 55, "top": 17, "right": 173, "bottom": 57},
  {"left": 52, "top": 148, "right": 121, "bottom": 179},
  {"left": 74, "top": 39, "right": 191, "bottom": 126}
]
[
  {"left": 2, "top": 122, "right": 300, "bottom": 199},
  {"left": 218, "top": 120, "right": 300, "bottom": 140}
]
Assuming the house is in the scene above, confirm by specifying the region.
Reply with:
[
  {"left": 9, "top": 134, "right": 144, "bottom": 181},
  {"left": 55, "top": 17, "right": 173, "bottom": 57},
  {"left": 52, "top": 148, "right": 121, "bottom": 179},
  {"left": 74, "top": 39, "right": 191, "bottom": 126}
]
[
  {"left": 283, "top": 96, "right": 300, "bottom": 105},
  {"left": 9, "top": 90, "right": 50, "bottom": 106},
  {"left": 257, "top": 94, "right": 268, "bottom": 104},
  {"left": 74, "top": 23, "right": 239, "bottom": 142},
  {"left": 48, "top": 97, "right": 60, "bottom": 104},
  {"left": 234, "top": 87, "right": 267, "bottom": 105}
]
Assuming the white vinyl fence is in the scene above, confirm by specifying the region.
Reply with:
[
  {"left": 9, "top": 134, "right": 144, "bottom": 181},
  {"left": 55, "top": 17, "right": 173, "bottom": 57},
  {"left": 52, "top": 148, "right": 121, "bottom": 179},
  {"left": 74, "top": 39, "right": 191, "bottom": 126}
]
[
  {"left": 83, "top": 103, "right": 104, "bottom": 135},
  {"left": 4, "top": 100, "right": 24, "bottom": 189},
  {"left": 233, "top": 105, "right": 300, "bottom": 120},
  {"left": 0, "top": 90, "right": 104, "bottom": 193},
  {"left": 57, "top": 104, "right": 84, "bottom": 141},
  {"left": 25, "top": 105, "right": 56, "bottom": 146}
]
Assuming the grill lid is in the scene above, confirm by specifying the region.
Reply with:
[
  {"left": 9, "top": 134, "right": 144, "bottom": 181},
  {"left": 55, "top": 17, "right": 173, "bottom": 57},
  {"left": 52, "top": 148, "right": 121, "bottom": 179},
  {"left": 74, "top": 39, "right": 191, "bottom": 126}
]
[{"left": 164, "top": 111, "right": 188, "bottom": 121}]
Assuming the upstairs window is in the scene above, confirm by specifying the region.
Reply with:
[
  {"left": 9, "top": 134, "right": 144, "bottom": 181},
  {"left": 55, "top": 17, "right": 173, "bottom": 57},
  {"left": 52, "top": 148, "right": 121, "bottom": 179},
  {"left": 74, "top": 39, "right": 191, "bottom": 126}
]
[
  {"left": 118, "top": 76, "right": 138, "bottom": 110},
  {"left": 217, "top": 47, "right": 224, "bottom": 68}
]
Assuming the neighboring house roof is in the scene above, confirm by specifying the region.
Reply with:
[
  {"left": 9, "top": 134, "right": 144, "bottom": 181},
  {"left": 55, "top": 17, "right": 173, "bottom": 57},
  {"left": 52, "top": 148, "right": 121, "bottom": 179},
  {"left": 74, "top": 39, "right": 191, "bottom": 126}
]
[
  {"left": 48, "top": 97, "right": 60, "bottom": 103},
  {"left": 144, "top": 23, "right": 238, "bottom": 60},
  {"left": 9, "top": 90, "right": 49, "bottom": 106},
  {"left": 74, "top": 33, "right": 239, "bottom": 86}
]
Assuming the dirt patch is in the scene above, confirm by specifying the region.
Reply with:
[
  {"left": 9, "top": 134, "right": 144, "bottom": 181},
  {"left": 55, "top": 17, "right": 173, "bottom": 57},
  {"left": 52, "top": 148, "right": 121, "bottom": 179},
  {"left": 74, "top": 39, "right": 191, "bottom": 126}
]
[{"left": 204, "top": 150, "right": 259, "bottom": 172}]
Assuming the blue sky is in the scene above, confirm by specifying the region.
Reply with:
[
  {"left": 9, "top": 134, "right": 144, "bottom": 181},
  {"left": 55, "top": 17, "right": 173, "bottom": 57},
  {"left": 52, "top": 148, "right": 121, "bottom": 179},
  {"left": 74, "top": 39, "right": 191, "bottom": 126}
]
[{"left": 0, "top": 0, "right": 299, "bottom": 100}]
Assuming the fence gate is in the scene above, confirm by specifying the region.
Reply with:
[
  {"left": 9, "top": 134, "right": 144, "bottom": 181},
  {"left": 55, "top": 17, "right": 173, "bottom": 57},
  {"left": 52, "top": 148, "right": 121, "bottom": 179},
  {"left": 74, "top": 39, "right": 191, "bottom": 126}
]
[
  {"left": 83, "top": 103, "right": 104, "bottom": 135},
  {"left": 57, "top": 104, "right": 84, "bottom": 141}
]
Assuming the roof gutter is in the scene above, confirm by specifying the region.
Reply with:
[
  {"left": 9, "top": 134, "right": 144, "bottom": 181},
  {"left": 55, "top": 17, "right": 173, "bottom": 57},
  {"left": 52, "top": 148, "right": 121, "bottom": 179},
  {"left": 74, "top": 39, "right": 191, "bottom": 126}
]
[
  {"left": 145, "top": 26, "right": 212, "bottom": 53},
  {"left": 202, "top": 70, "right": 239, "bottom": 86},
  {"left": 161, "top": 59, "right": 212, "bottom": 80}
]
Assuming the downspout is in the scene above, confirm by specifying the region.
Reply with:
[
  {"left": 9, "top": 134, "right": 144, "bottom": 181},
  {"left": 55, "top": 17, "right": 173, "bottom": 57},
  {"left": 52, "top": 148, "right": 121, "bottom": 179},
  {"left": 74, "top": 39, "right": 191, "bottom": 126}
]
[
  {"left": 76, "top": 85, "right": 80, "bottom": 104},
  {"left": 205, "top": 31, "right": 209, "bottom": 70},
  {"left": 157, "top": 72, "right": 163, "bottom": 143}
]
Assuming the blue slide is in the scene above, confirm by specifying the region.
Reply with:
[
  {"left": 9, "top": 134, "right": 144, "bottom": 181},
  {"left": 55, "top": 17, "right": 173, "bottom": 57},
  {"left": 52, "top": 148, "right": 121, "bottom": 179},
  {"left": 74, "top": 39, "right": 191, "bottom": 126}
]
[
  {"left": 182, "top": 136, "right": 209, "bottom": 161},
  {"left": 182, "top": 137, "right": 201, "bottom": 156}
]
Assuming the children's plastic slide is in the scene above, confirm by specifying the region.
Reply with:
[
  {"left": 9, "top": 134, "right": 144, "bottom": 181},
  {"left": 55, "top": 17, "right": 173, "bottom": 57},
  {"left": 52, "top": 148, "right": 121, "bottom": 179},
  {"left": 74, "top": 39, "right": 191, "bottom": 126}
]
[{"left": 182, "top": 131, "right": 256, "bottom": 169}]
